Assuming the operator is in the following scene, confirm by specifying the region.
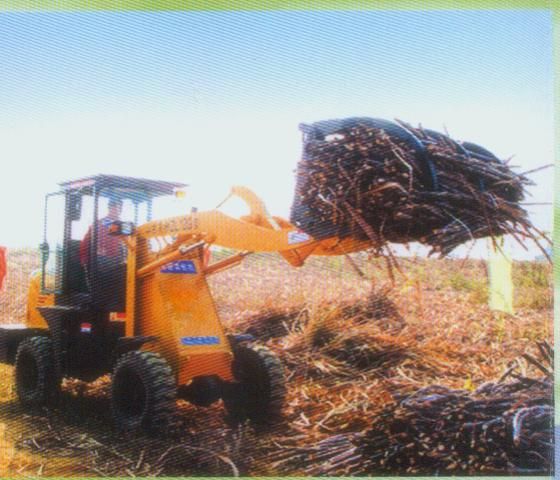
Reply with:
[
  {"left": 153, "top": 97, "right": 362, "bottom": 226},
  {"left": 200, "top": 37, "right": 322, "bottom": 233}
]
[{"left": 79, "top": 197, "right": 125, "bottom": 272}]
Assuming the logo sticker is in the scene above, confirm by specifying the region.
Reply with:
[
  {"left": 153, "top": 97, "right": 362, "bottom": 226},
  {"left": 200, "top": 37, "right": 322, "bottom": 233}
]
[
  {"left": 180, "top": 336, "right": 220, "bottom": 346},
  {"left": 288, "top": 230, "right": 311, "bottom": 245},
  {"left": 161, "top": 260, "right": 197, "bottom": 274}
]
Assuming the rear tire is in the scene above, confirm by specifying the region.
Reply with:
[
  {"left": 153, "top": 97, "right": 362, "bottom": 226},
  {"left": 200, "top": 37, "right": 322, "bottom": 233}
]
[
  {"left": 14, "top": 336, "right": 59, "bottom": 408},
  {"left": 111, "top": 351, "right": 176, "bottom": 434},
  {"left": 224, "top": 344, "right": 286, "bottom": 425}
]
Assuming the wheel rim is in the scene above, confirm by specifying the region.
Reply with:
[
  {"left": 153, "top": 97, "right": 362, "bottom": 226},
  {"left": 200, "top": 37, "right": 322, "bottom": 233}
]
[{"left": 17, "top": 352, "right": 39, "bottom": 395}]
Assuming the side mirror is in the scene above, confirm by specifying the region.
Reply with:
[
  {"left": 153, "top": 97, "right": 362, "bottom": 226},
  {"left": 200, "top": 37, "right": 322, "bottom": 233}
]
[
  {"left": 68, "top": 193, "right": 82, "bottom": 221},
  {"left": 108, "top": 221, "right": 135, "bottom": 236}
]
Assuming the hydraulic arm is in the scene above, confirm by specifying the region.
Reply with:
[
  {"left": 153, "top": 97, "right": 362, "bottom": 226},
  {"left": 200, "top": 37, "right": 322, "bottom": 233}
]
[{"left": 121, "top": 186, "right": 371, "bottom": 386}]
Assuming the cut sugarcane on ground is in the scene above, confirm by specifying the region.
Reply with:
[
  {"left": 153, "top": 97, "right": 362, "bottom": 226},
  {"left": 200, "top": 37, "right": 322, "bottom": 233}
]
[
  {"left": 0, "top": 248, "right": 553, "bottom": 475},
  {"left": 217, "top": 254, "right": 553, "bottom": 476},
  {"left": 265, "top": 355, "right": 553, "bottom": 476},
  {"left": 359, "top": 349, "right": 553, "bottom": 475}
]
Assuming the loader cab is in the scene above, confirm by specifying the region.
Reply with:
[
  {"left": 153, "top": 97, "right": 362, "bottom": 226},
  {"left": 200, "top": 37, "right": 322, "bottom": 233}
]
[{"left": 41, "top": 175, "right": 187, "bottom": 312}]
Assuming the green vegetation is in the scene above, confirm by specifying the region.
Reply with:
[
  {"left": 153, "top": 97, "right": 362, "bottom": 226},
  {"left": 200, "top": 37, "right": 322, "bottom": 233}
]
[
  {"left": 513, "top": 261, "right": 553, "bottom": 310},
  {"left": 446, "top": 271, "right": 488, "bottom": 305}
]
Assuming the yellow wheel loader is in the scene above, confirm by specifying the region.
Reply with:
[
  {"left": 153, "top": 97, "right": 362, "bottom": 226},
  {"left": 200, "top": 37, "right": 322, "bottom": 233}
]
[{"left": 0, "top": 175, "right": 368, "bottom": 433}]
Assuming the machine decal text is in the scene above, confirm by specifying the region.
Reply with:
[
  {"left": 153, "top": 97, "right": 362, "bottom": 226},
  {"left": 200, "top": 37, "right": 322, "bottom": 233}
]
[
  {"left": 288, "top": 230, "right": 311, "bottom": 244},
  {"left": 180, "top": 336, "right": 220, "bottom": 346},
  {"left": 161, "top": 260, "right": 197, "bottom": 274}
]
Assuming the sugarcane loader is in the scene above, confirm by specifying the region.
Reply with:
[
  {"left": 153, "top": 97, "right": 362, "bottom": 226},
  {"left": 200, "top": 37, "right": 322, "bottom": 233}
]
[{"left": 0, "top": 175, "right": 368, "bottom": 433}]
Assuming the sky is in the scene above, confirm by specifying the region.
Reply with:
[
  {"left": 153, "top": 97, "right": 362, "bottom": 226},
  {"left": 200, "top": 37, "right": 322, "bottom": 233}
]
[{"left": 0, "top": 10, "right": 554, "bottom": 259}]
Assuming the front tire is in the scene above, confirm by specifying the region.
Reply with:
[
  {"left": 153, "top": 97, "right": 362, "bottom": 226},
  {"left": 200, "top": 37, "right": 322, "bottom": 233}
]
[
  {"left": 14, "top": 336, "right": 59, "bottom": 408},
  {"left": 111, "top": 351, "right": 176, "bottom": 434},
  {"left": 224, "top": 344, "right": 286, "bottom": 425}
]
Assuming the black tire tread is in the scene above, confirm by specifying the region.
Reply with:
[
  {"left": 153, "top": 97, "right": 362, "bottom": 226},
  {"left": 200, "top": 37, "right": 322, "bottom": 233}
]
[
  {"left": 14, "top": 336, "right": 59, "bottom": 408},
  {"left": 252, "top": 345, "right": 286, "bottom": 415},
  {"left": 227, "top": 344, "right": 286, "bottom": 424},
  {"left": 111, "top": 350, "right": 176, "bottom": 434}
]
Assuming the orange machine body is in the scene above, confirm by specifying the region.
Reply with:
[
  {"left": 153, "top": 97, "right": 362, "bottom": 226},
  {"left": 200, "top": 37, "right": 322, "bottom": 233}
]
[
  {"left": 131, "top": 236, "right": 234, "bottom": 384},
  {"left": 119, "top": 186, "right": 369, "bottom": 386},
  {"left": 26, "top": 271, "right": 53, "bottom": 328},
  {"left": 23, "top": 184, "right": 370, "bottom": 388}
]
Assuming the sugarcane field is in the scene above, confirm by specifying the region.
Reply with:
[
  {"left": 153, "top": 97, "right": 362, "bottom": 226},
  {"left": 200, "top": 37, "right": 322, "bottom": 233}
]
[
  {"left": 0, "top": 248, "right": 553, "bottom": 476},
  {"left": 0, "top": 115, "right": 554, "bottom": 477}
]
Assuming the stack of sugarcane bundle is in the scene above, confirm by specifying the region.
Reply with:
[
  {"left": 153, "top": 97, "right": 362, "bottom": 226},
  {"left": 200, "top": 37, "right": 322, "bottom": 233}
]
[
  {"left": 264, "top": 342, "right": 553, "bottom": 476},
  {"left": 290, "top": 117, "right": 549, "bottom": 257},
  {"left": 359, "top": 342, "right": 553, "bottom": 475}
]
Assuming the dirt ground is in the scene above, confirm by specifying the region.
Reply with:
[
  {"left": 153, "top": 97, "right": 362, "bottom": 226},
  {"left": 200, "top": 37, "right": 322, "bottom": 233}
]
[{"left": 0, "top": 248, "right": 553, "bottom": 476}]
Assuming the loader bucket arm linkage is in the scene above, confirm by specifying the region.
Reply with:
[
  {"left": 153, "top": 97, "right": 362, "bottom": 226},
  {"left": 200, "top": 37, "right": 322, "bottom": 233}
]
[
  {"left": 115, "top": 186, "right": 371, "bottom": 386},
  {"left": 134, "top": 185, "right": 371, "bottom": 268}
]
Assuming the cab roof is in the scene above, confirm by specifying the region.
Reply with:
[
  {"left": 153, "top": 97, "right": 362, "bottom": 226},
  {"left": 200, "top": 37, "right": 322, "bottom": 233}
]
[{"left": 59, "top": 174, "right": 187, "bottom": 198}]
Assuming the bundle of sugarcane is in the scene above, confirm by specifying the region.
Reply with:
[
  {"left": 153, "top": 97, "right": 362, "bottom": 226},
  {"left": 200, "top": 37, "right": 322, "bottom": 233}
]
[
  {"left": 323, "top": 330, "right": 411, "bottom": 371},
  {"left": 359, "top": 341, "right": 553, "bottom": 475},
  {"left": 290, "top": 117, "right": 550, "bottom": 258}
]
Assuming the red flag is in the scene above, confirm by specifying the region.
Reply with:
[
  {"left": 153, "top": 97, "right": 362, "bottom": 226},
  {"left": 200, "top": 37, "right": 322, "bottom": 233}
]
[{"left": 0, "top": 247, "right": 6, "bottom": 291}]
